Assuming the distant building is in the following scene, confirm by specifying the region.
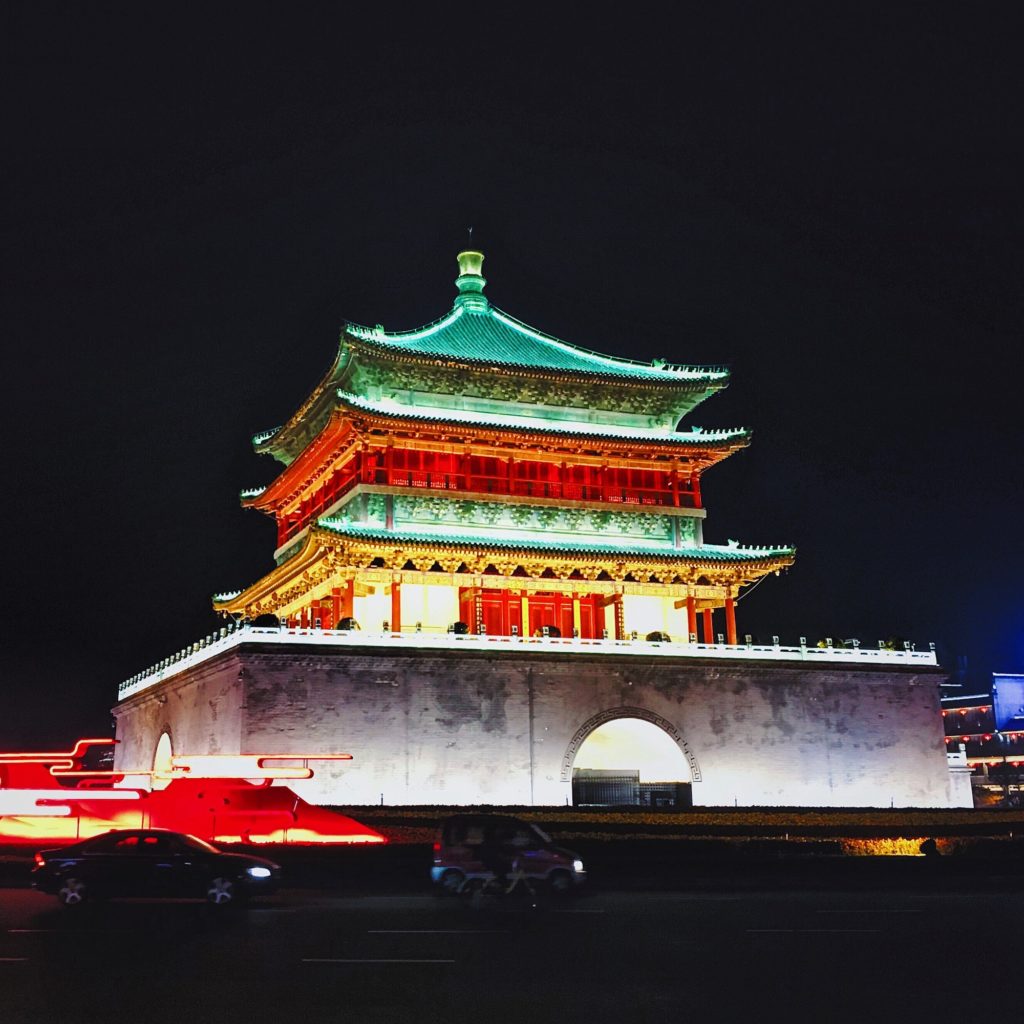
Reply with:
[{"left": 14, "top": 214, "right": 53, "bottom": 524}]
[
  {"left": 113, "top": 250, "right": 960, "bottom": 808},
  {"left": 942, "top": 672, "right": 1024, "bottom": 806}
]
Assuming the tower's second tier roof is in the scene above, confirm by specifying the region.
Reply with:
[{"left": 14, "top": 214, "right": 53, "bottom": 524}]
[{"left": 337, "top": 391, "right": 750, "bottom": 446}]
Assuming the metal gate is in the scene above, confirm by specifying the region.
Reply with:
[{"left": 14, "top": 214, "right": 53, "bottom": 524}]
[
  {"left": 572, "top": 769, "right": 640, "bottom": 805},
  {"left": 572, "top": 769, "right": 692, "bottom": 807}
]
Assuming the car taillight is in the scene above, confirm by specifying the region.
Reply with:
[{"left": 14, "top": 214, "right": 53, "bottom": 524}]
[
  {"left": 432, "top": 842, "right": 440, "bottom": 853},
  {"left": 33, "top": 853, "right": 46, "bottom": 867}
]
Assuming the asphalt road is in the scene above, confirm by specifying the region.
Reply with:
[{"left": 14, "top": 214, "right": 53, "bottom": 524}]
[{"left": 1, "top": 880, "right": 1021, "bottom": 1024}]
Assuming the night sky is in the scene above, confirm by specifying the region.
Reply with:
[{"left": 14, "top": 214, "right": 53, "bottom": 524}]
[{"left": 2, "top": 6, "right": 1022, "bottom": 748}]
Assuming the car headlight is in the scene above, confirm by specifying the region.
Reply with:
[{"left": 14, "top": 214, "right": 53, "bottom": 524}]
[
  {"left": 247, "top": 866, "right": 272, "bottom": 878},
  {"left": 573, "top": 859, "right": 584, "bottom": 873}
]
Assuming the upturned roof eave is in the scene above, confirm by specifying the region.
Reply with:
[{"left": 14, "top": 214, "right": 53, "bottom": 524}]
[
  {"left": 254, "top": 306, "right": 730, "bottom": 461},
  {"left": 251, "top": 338, "right": 354, "bottom": 461},
  {"left": 250, "top": 395, "right": 750, "bottom": 513},
  {"left": 246, "top": 419, "right": 748, "bottom": 521},
  {"left": 212, "top": 526, "right": 796, "bottom": 616},
  {"left": 343, "top": 329, "right": 729, "bottom": 389},
  {"left": 335, "top": 392, "right": 751, "bottom": 450},
  {"left": 344, "top": 301, "right": 731, "bottom": 384},
  {"left": 315, "top": 522, "right": 796, "bottom": 563}
]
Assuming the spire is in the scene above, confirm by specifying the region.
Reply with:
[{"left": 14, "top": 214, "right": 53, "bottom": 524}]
[{"left": 454, "top": 250, "right": 488, "bottom": 311}]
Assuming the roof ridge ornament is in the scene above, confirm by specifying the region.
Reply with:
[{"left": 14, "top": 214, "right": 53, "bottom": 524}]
[{"left": 454, "top": 249, "right": 488, "bottom": 312}]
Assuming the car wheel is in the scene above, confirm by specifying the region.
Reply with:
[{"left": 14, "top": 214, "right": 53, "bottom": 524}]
[
  {"left": 437, "top": 869, "right": 465, "bottom": 897},
  {"left": 206, "top": 876, "right": 236, "bottom": 906},
  {"left": 547, "top": 870, "right": 573, "bottom": 896},
  {"left": 58, "top": 877, "right": 88, "bottom": 907}
]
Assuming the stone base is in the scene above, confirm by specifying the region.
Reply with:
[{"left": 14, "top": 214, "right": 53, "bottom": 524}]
[{"left": 112, "top": 640, "right": 961, "bottom": 808}]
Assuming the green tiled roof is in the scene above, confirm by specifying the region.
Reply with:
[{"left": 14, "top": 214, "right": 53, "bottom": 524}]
[
  {"left": 318, "top": 519, "right": 793, "bottom": 562},
  {"left": 345, "top": 305, "right": 728, "bottom": 385},
  {"left": 338, "top": 392, "right": 749, "bottom": 446}
]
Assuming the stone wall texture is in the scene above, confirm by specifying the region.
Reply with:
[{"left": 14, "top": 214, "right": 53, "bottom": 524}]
[{"left": 112, "top": 642, "right": 961, "bottom": 807}]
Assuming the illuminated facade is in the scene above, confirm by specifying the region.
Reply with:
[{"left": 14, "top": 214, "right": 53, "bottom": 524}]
[
  {"left": 112, "top": 250, "right": 962, "bottom": 809},
  {"left": 214, "top": 251, "right": 795, "bottom": 641},
  {"left": 942, "top": 673, "right": 1024, "bottom": 806}
]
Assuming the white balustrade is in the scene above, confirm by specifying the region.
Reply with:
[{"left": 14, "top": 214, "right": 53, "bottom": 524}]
[{"left": 117, "top": 625, "right": 939, "bottom": 702}]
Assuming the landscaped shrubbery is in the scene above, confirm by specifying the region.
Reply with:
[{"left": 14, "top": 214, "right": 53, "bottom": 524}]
[{"left": 334, "top": 806, "right": 1024, "bottom": 856}]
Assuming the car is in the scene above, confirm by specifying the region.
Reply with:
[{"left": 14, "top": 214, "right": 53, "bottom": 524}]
[
  {"left": 31, "top": 828, "right": 281, "bottom": 907},
  {"left": 431, "top": 813, "right": 586, "bottom": 896}
]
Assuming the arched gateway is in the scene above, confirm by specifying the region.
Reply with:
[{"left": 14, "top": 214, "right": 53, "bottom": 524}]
[
  {"left": 560, "top": 706, "right": 701, "bottom": 784},
  {"left": 562, "top": 707, "right": 700, "bottom": 808},
  {"left": 152, "top": 731, "right": 173, "bottom": 790}
]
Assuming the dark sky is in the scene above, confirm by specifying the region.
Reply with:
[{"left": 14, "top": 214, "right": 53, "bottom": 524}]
[{"left": 2, "top": 5, "right": 1022, "bottom": 747}]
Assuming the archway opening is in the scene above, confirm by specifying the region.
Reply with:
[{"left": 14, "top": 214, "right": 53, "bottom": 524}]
[
  {"left": 152, "top": 732, "right": 172, "bottom": 791},
  {"left": 572, "top": 718, "right": 692, "bottom": 807}
]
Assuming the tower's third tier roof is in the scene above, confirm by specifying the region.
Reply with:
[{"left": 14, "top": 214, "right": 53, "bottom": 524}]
[
  {"left": 256, "top": 250, "right": 735, "bottom": 465},
  {"left": 345, "top": 304, "right": 728, "bottom": 384}
]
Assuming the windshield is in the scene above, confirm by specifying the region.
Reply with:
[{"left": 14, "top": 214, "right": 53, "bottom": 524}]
[
  {"left": 529, "top": 824, "right": 552, "bottom": 844},
  {"left": 180, "top": 834, "right": 220, "bottom": 854}
]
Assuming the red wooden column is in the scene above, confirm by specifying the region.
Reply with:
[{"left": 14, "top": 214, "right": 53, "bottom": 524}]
[
  {"left": 390, "top": 579, "right": 402, "bottom": 634},
  {"left": 331, "top": 587, "right": 342, "bottom": 626},
  {"left": 702, "top": 608, "right": 714, "bottom": 644},
  {"left": 501, "top": 589, "right": 513, "bottom": 636},
  {"left": 725, "top": 597, "right": 737, "bottom": 645},
  {"left": 686, "top": 595, "right": 697, "bottom": 640}
]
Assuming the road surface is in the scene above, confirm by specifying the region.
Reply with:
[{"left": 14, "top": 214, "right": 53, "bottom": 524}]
[{"left": 1, "top": 880, "right": 1020, "bottom": 1023}]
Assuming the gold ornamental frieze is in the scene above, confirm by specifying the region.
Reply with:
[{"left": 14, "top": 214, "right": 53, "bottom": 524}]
[{"left": 215, "top": 520, "right": 792, "bottom": 619}]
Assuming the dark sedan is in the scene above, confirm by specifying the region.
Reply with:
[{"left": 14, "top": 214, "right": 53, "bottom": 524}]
[{"left": 32, "top": 829, "right": 281, "bottom": 907}]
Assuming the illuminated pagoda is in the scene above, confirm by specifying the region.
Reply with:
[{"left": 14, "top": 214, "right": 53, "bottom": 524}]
[{"left": 214, "top": 251, "right": 795, "bottom": 641}]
